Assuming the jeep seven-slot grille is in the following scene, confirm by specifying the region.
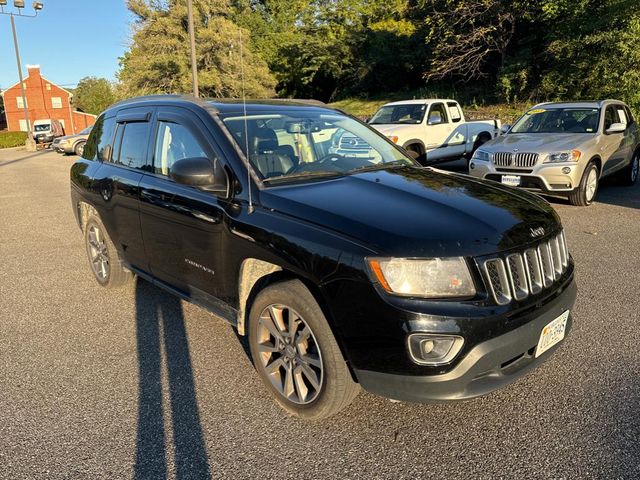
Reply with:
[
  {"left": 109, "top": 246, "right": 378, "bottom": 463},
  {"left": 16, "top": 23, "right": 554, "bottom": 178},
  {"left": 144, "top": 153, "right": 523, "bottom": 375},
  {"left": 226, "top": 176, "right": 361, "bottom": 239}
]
[
  {"left": 493, "top": 152, "right": 539, "bottom": 168},
  {"left": 482, "top": 231, "right": 569, "bottom": 305}
]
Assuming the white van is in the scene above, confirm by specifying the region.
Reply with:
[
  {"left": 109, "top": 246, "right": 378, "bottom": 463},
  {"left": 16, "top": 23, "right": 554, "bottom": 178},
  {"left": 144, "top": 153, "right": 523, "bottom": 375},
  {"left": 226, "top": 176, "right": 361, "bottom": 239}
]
[{"left": 33, "top": 119, "right": 65, "bottom": 144}]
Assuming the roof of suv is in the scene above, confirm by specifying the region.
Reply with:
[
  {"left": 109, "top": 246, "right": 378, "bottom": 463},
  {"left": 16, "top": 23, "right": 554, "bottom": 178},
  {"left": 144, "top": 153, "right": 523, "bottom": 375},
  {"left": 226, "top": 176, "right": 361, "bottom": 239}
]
[
  {"left": 108, "top": 94, "right": 332, "bottom": 114},
  {"left": 530, "top": 100, "right": 625, "bottom": 110}
]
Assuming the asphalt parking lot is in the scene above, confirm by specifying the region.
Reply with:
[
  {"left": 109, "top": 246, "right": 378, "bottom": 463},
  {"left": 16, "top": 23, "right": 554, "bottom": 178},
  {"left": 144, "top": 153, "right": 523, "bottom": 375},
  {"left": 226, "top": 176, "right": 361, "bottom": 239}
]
[{"left": 1, "top": 148, "right": 639, "bottom": 479}]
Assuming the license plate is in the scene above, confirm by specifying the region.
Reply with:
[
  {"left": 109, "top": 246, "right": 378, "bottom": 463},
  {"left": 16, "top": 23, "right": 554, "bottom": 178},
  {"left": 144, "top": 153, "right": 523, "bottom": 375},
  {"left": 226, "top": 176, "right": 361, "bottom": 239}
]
[
  {"left": 535, "top": 311, "right": 569, "bottom": 357},
  {"left": 501, "top": 175, "right": 521, "bottom": 187}
]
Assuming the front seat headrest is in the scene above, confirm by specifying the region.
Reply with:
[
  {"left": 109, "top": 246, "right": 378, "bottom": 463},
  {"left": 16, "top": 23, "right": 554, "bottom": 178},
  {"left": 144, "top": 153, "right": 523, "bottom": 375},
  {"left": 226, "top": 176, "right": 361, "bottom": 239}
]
[{"left": 250, "top": 128, "right": 278, "bottom": 155}]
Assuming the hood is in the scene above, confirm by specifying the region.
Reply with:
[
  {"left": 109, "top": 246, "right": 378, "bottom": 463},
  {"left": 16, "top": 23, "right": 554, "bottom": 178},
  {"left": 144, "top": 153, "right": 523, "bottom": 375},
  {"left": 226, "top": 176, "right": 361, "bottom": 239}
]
[
  {"left": 483, "top": 132, "right": 595, "bottom": 154},
  {"left": 60, "top": 133, "right": 86, "bottom": 141},
  {"left": 260, "top": 166, "right": 560, "bottom": 258},
  {"left": 369, "top": 123, "right": 419, "bottom": 138}
]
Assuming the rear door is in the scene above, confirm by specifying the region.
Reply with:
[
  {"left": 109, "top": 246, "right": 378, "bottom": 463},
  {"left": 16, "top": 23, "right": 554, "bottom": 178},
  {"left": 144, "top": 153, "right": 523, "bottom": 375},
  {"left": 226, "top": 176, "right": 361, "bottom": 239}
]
[
  {"left": 138, "top": 106, "right": 228, "bottom": 299},
  {"left": 90, "top": 107, "right": 153, "bottom": 269}
]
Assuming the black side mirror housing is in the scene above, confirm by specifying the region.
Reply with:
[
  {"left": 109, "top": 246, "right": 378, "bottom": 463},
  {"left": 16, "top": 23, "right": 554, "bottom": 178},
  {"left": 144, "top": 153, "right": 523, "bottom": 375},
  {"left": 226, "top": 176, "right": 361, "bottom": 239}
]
[{"left": 170, "top": 157, "right": 228, "bottom": 195}]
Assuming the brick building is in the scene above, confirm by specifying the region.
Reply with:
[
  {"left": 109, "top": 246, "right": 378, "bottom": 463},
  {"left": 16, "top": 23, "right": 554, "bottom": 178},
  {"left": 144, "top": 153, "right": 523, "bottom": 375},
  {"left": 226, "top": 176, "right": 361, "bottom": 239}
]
[{"left": 1, "top": 65, "right": 96, "bottom": 135}]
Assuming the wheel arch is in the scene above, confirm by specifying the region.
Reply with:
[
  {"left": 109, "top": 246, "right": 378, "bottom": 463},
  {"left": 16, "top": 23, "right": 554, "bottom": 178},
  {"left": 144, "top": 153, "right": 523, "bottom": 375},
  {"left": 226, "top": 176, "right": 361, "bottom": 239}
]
[
  {"left": 401, "top": 139, "right": 426, "bottom": 153},
  {"left": 76, "top": 200, "right": 99, "bottom": 232},
  {"left": 237, "top": 258, "right": 358, "bottom": 381}
]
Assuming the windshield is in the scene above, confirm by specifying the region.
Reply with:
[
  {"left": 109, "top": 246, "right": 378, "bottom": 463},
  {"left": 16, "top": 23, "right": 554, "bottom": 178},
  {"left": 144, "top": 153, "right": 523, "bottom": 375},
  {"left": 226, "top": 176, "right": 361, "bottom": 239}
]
[
  {"left": 511, "top": 107, "right": 600, "bottom": 134},
  {"left": 369, "top": 104, "right": 427, "bottom": 125},
  {"left": 220, "top": 110, "right": 413, "bottom": 184},
  {"left": 34, "top": 124, "right": 51, "bottom": 132},
  {"left": 80, "top": 126, "right": 92, "bottom": 135}
]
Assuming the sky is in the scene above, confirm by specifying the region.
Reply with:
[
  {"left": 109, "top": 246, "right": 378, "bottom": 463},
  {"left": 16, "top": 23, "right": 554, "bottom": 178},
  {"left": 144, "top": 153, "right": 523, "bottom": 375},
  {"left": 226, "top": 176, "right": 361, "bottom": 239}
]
[{"left": 0, "top": 0, "right": 132, "bottom": 90}]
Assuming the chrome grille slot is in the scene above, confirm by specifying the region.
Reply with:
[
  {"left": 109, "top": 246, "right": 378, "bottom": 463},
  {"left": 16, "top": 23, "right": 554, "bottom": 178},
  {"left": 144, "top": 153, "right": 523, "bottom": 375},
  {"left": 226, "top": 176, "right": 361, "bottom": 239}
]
[
  {"left": 550, "top": 236, "right": 563, "bottom": 277},
  {"left": 524, "top": 248, "right": 543, "bottom": 294},
  {"left": 482, "top": 230, "right": 570, "bottom": 305},
  {"left": 538, "top": 242, "right": 555, "bottom": 286},
  {"left": 506, "top": 254, "right": 528, "bottom": 300},
  {"left": 514, "top": 153, "right": 539, "bottom": 167},
  {"left": 493, "top": 152, "right": 512, "bottom": 167},
  {"left": 484, "top": 259, "right": 511, "bottom": 305}
]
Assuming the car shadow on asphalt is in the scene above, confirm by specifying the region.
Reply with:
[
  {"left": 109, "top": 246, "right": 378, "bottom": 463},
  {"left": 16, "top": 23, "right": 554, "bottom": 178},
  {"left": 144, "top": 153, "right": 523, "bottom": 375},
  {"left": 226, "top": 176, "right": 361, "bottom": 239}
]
[{"left": 134, "top": 278, "right": 211, "bottom": 480}]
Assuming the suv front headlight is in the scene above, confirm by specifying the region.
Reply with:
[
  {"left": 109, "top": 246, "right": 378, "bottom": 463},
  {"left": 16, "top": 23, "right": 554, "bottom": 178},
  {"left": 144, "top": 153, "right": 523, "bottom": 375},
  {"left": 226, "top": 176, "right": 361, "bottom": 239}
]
[
  {"left": 544, "top": 150, "right": 581, "bottom": 163},
  {"left": 367, "top": 257, "right": 476, "bottom": 298},
  {"left": 472, "top": 149, "right": 492, "bottom": 162}
]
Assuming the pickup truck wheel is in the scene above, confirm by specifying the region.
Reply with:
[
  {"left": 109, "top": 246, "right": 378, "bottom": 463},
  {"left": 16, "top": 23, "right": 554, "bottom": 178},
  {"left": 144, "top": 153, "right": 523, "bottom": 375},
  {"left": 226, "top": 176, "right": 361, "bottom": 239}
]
[
  {"left": 569, "top": 161, "right": 599, "bottom": 206},
  {"left": 84, "top": 215, "right": 133, "bottom": 288},
  {"left": 74, "top": 141, "right": 86, "bottom": 157},
  {"left": 620, "top": 150, "right": 639, "bottom": 186},
  {"left": 405, "top": 144, "right": 426, "bottom": 165},
  {"left": 248, "top": 279, "right": 359, "bottom": 420}
]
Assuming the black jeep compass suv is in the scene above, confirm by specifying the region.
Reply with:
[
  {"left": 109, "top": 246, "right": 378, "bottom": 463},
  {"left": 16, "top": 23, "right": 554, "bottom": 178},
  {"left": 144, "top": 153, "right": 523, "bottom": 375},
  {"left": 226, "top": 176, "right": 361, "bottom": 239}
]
[{"left": 70, "top": 95, "right": 577, "bottom": 419}]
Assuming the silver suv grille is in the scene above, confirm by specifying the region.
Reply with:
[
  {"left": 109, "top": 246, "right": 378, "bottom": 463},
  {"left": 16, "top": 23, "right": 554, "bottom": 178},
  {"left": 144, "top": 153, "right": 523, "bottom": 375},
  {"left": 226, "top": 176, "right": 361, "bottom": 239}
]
[
  {"left": 482, "top": 231, "right": 570, "bottom": 305},
  {"left": 493, "top": 152, "right": 539, "bottom": 168}
]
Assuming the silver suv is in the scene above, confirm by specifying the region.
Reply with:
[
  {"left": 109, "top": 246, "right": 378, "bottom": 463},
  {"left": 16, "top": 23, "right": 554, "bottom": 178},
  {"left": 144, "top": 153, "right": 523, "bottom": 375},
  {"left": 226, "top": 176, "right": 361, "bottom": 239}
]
[{"left": 469, "top": 100, "right": 640, "bottom": 206}]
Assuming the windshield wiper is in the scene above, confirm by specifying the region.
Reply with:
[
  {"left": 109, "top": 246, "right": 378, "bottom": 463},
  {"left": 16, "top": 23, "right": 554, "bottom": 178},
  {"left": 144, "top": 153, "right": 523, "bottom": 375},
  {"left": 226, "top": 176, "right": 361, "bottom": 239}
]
[
  {"left": 346, "top": 161, "right": 409, "bottom": 175},
  {"left": 262, "top": 170, "right": 344, "bottom": 185}
]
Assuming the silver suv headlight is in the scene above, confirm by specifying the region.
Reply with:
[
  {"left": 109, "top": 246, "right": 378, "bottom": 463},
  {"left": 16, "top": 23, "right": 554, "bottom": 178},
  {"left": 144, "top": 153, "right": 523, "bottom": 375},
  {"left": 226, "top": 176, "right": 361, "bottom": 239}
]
[
  {"left": 544, "top": 150, "right": 581, "bottom": 163},
  {"left": 367, "top": 257, "right": 476, "bottom": 298},
  {"left": 472, "top": 149, "right": 492, "bottom": 161}
]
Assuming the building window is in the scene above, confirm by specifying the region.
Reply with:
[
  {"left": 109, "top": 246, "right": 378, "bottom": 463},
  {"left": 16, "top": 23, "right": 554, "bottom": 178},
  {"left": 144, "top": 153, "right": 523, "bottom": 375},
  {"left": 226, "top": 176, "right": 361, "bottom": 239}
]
[
  {"left": 18, "top": 119, "right": 31, "bottom": 132},
  {"left": 16, "top": 96, "right": 27, "bottom": 109},
  {"left": 52, "top": 97, "right": 62, "bottom": 109},
  {"left": 46, "top": 83, "right": 51, "bottom": 90}
]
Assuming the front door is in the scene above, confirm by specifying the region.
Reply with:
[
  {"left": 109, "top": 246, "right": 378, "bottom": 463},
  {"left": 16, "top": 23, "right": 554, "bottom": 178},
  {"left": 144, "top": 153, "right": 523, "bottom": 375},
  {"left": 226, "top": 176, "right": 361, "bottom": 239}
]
[
  {"left": 138, "top": 107, "right": 228, "bottom": 299},
  {"left": 424, "top": 102, "right": 455, "bottom": 162},
  {"left": 601, "top": 104, "right": 629, "bottom": 175}
]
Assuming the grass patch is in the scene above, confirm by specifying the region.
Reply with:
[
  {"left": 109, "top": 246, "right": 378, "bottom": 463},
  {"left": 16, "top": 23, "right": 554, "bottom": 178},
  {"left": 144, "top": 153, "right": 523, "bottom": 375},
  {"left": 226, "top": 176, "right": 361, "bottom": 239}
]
[{"left": 0, "top": 131, "right": 28, "bottom": 149}]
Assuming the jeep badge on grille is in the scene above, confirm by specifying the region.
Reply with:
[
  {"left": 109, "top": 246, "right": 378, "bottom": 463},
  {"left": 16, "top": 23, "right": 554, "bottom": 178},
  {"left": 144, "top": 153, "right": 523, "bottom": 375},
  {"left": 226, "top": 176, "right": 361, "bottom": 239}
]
[{"left": 530, "top": 227, "right": 545, "bottom": 238}]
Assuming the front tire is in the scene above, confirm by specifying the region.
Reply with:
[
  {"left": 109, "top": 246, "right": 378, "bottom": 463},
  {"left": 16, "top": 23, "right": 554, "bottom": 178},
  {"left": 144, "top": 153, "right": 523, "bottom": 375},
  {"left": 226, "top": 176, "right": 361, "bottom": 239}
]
[
  {"left": 74, "top": 141, "right": 86, "bottom": 157},
  {"left": 248, "top": 279, "right": 359, "bottom": 420},
  {"left": 84, "top": 215, "right": 133, "bottom": 288},
  {"left": 569, "top": 161, "right": 599, "bottom": 206}
]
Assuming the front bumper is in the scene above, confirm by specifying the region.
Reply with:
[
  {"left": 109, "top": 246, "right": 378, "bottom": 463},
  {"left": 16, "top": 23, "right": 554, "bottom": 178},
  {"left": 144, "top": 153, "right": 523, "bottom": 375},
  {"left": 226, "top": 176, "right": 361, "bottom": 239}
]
[
  {"left": 354, "top": 278, "right": 577, "bottom": 403},
  {"left": 469, "top": 160, "right": 585, "bottom": 194}
]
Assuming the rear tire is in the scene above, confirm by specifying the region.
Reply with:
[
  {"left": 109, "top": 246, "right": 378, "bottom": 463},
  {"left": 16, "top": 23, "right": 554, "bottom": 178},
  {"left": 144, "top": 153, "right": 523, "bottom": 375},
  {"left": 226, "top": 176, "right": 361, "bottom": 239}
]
[
  {"left": 569, "top": 161, "right": 599, "bottom": 206},
  {"left": 620, "top": 150, "right": 639, "bottom": 186},
  {"left": 248, "top": 279, "right": 359, "bottom": 420},
  {"left": 84, "top": 214, "right": 133, "bottom": 288}
]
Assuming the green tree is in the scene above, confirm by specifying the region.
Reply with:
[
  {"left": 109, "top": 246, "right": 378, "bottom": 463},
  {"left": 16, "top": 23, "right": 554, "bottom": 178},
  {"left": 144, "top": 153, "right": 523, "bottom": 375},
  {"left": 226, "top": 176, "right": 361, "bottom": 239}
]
[
  {"left": 119, "top": 0, "right": 275, "bottom": 98},
  {"left": 73, "top": 77, "right": 117, "bottom": 115}
]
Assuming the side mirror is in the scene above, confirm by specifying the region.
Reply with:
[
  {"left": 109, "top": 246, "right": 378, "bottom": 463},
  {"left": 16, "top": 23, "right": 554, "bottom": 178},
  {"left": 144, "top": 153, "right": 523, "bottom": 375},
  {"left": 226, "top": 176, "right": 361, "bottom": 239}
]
[
  {"left": 428, "top": 114, "right": 442, "bottom": 125},
  {"left": 606, "top": 122, "right": 626, "bottom": 134},
  {"left": 363, "top": 117, "right": 371, "bottom": 123},
  {"left": 170, "top": 157, "right": 228, "bottom": 194},
  {"left": 500, "top": 124, "right": 511, "bottom": 134}
]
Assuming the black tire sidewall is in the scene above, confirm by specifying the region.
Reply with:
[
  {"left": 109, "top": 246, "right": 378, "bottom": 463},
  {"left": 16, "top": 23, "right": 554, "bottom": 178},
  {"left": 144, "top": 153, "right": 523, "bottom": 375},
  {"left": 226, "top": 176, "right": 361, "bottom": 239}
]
[{"left": 248, "top": 280, "right": 355, "bottom": 419}]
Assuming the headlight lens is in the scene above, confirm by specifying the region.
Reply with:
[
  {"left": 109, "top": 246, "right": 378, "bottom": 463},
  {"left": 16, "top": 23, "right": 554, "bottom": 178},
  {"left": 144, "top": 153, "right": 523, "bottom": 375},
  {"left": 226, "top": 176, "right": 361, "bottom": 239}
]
[
  {"left": 472, "top": 149, "right": 492, "bottom": 161},
  {"left": 545, "top": 150, "right": 581, "bottom": 163},
  {"left": 367, "top": 257, "right": 476, "bottom": 298}
]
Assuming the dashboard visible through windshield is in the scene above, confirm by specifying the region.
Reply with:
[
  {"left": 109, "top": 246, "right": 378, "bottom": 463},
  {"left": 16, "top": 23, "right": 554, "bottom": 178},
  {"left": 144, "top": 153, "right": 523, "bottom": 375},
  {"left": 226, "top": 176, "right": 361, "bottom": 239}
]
[{"left": 220, "top": 111, "right": 413, "bottom": 184}]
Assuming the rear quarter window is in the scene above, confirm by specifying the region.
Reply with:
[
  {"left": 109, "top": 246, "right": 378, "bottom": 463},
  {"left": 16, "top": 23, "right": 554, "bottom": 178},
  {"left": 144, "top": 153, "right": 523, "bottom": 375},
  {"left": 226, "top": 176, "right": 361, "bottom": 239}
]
[{"left": 82, "top": 115, "right": 116, "bottom": 161}]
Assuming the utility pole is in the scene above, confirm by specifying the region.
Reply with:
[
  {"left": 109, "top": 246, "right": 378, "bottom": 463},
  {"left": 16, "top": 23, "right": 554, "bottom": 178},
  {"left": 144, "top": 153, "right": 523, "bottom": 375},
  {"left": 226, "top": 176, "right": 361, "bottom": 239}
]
[
  {"left": 9, "top": 13, "right": 35, "bottom": 151},
  {"left": 187, "top": 0, "right": 199, "bottom": 97},
  {"left": 1, "top": 2, "right": 45, "bottom": 152}
]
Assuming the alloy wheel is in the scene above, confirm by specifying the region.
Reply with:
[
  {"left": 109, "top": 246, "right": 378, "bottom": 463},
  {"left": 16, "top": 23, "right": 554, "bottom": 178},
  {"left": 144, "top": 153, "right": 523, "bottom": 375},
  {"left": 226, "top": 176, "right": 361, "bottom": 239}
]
[
  {"left": 87, "top": 224, "right": 109, "bottom": 281},
  {"left": 586, "top": 168, "right": 598, "bottom": 202},
  {"left": 256, "top": 304, "right": 324, "bottom": 404}
]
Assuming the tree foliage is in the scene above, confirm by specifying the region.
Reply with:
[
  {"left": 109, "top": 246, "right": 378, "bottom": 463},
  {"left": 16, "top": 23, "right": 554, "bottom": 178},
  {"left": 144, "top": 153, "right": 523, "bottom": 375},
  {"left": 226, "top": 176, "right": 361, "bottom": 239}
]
[
  {"left": 118, "top": 0, "right": 275, "bottom": 98},
  {"left": 73, "top": 77, "right": 117, "bottom": 115},
  {"left": 119, "top": 0, "right": 640, "bottom": 111}
]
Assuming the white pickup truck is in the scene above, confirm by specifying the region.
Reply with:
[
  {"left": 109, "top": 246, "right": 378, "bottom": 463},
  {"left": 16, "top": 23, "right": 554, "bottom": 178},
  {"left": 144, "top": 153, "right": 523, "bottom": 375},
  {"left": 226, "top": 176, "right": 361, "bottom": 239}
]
[{"left": 365, "top": 99, "right": 502, "bottom": 165}]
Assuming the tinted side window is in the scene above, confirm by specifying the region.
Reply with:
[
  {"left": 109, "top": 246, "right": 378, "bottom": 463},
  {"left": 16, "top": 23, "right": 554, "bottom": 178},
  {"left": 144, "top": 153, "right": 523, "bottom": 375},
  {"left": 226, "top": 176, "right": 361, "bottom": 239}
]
[
  {"left": 82, "top": 115, "right": 116, "bottom": 161},
  {"left": 110, "top": 122, "right": 150, "bottom": 170},
  {"left": 604, "top": 106, "right": 619, "bottom": 130},
  {"left": 153, "top": 121, "right": 207, "bottom": 176},
  {"left": 625, "top": 107, "right": 635, "bottom": 125}
]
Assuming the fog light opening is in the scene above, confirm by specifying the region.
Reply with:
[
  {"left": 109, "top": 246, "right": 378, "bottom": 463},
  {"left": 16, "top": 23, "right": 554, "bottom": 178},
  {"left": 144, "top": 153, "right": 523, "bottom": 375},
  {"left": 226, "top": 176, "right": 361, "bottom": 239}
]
[
  {"left": 408, "top": 334, "right": 464, "bottom": 366},
  {"left": 561, "top": 167, "right": 571, "bottom": 174},
  {"left": 469, "top": 162, "right": 475, "bottom": 170}
]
